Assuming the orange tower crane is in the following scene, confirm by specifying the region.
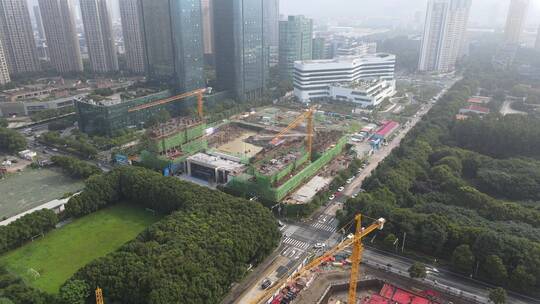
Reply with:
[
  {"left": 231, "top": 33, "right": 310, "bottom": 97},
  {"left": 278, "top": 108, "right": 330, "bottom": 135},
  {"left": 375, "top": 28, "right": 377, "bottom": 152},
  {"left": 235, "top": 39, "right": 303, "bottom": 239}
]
[
  {"left": 95, "top": 287, "right": 104, "bottom": 304},
  {"left": 269, "top": 106, "right": 317, "bottom": 160},
  {"left": 127, "top": 88, "right": 206, "bottom": 119},
  {"left": 250, "top": 215, "right": 385, "bottom": 304}
]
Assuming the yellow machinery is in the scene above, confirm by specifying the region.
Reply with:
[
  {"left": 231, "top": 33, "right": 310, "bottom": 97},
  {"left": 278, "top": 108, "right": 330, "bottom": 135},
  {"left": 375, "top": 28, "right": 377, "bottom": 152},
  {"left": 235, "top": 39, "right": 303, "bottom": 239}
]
[
  {"left": 95, "top": 287, "right": 104, "bottom": 304},
  {"left": 251, "top": 215, "right": 385, "bottom": 304},
  {"left": 127, "top": 88, "right": 206, "bottom": 119},
  {"left": 269, "top": 106, "right": 317, "bottom": 161}
]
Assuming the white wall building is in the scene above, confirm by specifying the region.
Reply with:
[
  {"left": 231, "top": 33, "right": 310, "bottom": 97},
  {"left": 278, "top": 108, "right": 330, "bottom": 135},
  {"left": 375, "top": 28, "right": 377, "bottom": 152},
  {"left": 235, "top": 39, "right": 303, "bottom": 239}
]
[
  {"left": 293, "top": 53, "right": 396, "bottom": 103},
  {"left": 328, "top": 79, "right": 396, "bottom": 108},
  {"left": 418, "top": 0, "right": 472, "bottom": 73}
]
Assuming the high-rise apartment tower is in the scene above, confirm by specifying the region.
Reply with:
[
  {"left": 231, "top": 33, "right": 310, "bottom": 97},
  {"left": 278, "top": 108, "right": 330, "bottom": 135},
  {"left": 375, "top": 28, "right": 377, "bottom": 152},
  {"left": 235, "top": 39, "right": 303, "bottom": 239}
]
[
  {"left": 0, "top": 0, "right": 41, "bottom": 75},
  {"left": 418, "top": 0, "right": 471, "bottom": 73},
  {"left": 80, "top": 0, "right": 119, "bottom": 73},
  {"left": 119, "top": 0, "right": 145, "bottom": 74},
  {"left": 38, "top": 0, "right": 83, "bottom": 73},
  {"left": 503, "top": 0, "right": 529, "bottom": 45}
]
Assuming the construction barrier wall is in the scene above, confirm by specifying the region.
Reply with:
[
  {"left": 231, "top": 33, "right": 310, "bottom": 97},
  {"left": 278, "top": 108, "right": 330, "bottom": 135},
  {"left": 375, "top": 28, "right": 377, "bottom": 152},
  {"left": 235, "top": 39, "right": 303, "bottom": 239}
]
[
  {"left": 227, "top": 136, "right": 348, "bottom": 202},
  {"left": 152, "top": 123, "right": 206, "bottom": 153},
  {"left": 274, "top": 136, "right": 348, "bottom": 201},
  {"left": 253, "top": 148, "right": 310, "bottom": 185}
]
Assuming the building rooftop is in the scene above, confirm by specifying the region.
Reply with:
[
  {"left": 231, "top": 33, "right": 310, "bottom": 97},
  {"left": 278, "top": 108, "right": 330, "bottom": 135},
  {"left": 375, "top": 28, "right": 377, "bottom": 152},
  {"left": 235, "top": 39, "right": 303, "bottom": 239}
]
[
  {"left": 296, "top": 53, "right": 395, "bottom": 66},
  {"left": 187, "top": 153, "right": 245, "bottom": 173},
  {"left": 467, "top": 96, "right": 491, "bottom": 104},
  {"left": 364, "top": 284, "right": 440, "bottom": 304},
  {"left": 332, "top": 78, "right": 385, "bottom": 90},
  {"left": 375, "top": 120, "right": 399, "bottom": 137}
]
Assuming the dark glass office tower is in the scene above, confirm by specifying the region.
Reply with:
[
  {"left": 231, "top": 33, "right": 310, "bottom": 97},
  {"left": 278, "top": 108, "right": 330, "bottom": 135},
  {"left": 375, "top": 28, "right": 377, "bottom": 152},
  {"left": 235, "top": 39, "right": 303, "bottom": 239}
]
[
  {"left": 214, "top": 0, "right": 267, "bottom": 101},
  {"left": 139, "top": 0, "right": 204, "bottom": 93}
]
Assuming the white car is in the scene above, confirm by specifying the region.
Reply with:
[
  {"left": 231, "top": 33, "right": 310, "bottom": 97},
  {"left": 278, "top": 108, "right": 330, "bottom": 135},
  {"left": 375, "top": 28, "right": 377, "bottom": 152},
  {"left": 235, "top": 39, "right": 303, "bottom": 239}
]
[
  {"left": 313, "top": 243, "right": 326, "bottom": 249},
  {"left": 329, "top": 195, "right": 336, "bottom": 201},
  {"left": 351, "top": 193, "right": 358, "bottom": 198},
  {"left": 337, "top": 187, "right": 345, "bottom": 192}
]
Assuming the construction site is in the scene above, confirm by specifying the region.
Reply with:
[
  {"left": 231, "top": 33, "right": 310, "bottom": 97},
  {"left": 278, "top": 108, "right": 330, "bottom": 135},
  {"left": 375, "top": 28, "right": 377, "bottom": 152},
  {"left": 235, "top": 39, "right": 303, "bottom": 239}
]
[
  {"left": 202, "top": 106, "right": 362, "bottom": 202},
  {"left": 245, "top": 215, "right": 479, "bottom": 304}
]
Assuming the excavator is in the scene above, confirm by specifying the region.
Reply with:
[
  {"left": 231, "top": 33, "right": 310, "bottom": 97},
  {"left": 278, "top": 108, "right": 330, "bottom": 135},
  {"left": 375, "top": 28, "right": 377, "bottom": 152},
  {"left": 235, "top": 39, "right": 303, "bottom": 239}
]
[{"left": 250, "top": 214, "right": 386, "bottom": 304}]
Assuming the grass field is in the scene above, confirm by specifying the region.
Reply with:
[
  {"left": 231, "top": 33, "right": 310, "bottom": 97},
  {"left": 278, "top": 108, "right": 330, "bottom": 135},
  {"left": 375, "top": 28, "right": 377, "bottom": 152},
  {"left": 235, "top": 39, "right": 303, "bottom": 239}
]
[{"left": 0, "top": 204, "right": 161, "bottom": 293}]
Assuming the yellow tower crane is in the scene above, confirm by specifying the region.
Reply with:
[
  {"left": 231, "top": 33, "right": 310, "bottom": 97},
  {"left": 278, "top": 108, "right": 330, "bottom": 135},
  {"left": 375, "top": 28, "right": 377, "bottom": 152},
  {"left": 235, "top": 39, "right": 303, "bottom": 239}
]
[
  {"left": 250, "top": 215, "right": 385, "bottom": 304},
  {"left": 269, "top": 106, "right": 317, "bottom": 161},
  {"left": 95, "top": 287, "right": 104, "bottom": 304},
  {"left": 127, "top": 88, "right": 206, "bottom": 119}
]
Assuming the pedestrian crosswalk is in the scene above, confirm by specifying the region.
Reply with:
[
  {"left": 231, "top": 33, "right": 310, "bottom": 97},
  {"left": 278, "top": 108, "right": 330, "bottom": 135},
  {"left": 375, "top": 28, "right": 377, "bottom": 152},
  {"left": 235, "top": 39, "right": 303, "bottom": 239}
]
[
  {"left": 311, "top": 222, "right": 338, "bottom": 233},
  {"left": 282, "top": 237, "right": 310, "bottom": 250},
  {"left": 311, "top": 217, "right": 338, "bottom": 233}
]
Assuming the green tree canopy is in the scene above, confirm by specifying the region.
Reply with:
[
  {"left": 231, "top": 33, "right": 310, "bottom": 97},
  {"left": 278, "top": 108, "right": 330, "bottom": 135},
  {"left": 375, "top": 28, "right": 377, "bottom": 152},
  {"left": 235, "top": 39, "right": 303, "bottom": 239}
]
[
  {"left": 489, "top": 287, "right": 507, "bottom": 304},
  {"left": 59, "top": 280, "right": 89, "bottom": 304},
  {"left": 452, "top": 244, "right": 474, "bottom": 274},
  {"left": 483, "top": 255, "right": 508, "bottom": 285},
  {"left": 408, "top": 262, "right": 427, "bottom": 279}
]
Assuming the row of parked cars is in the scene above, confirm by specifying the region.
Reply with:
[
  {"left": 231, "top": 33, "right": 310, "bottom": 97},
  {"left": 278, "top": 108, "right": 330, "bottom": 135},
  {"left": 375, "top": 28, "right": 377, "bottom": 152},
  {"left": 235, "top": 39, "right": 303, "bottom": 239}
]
[{"left": 328, "top": 162, "right": 369, "bottom": 201}]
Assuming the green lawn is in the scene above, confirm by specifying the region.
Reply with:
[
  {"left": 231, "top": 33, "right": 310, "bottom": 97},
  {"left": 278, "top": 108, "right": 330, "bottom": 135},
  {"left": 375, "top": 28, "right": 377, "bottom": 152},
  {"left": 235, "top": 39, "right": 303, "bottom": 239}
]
[{"left": 0, "top": 204, "right": 161, "bottom": 294}]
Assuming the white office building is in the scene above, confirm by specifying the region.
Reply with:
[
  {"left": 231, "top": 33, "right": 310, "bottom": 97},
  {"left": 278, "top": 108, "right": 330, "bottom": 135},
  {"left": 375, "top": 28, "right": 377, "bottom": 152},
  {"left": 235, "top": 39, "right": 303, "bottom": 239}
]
[
  {"left": 418, "top": 0, "right": 472, "bottom": 73},
  {"left": 293, "top": 53, "right": 396, "bottom": 103},
  {"left": 335, "top": 42, "right": 377, "bottom": 57},
  {"left": 329, "top": 79, "right": 396, "bottom": 108}
]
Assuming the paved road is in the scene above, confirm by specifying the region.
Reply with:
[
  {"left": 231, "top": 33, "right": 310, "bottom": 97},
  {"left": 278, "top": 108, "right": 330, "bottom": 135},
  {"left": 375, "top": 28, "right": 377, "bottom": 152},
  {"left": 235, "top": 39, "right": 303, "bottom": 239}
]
[{"left": 500, "top": 100, "right": 527, "bottom": 116}]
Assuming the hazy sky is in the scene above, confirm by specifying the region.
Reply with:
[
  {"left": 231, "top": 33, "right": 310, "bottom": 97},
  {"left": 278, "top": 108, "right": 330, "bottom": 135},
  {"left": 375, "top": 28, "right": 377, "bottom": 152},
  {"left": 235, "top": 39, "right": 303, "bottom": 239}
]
[
  {"left": 26, "top": 0, "right": 540, "bottom": 30},
  {"left": 279, "top": 0, "right": 540, "bottom": 28}
]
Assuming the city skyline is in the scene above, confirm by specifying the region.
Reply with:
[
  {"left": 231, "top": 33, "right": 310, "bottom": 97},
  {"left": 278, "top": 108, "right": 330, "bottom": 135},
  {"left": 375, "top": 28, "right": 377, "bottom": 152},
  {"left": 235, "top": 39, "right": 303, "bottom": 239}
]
[{"left": 279, "top": 0, "right": 540, "bottom": 28}]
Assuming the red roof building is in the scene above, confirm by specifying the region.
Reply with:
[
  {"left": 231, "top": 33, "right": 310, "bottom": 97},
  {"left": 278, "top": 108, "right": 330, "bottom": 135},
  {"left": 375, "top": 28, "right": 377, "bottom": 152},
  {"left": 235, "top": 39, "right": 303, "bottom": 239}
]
[
  {"left": 467, "top": 96, "right": 491, "bottom": 104},
  {"left": 373, "top": 120, "right": 400, "bottom": 139},
  {"left": 363, "top": 284, "right": 441, "bottom": 304},
  {"left": 459, "top": 105, "right": 490, "bottom": 115}
]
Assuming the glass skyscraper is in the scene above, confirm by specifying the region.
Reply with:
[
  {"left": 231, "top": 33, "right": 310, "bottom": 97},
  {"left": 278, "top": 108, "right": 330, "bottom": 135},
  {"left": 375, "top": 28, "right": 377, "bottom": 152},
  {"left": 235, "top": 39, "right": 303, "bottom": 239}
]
[
  {"left": 139, "top": 0, "right": 204, "bottom": 93},
  {"left": 279, "top": 15, "right": 313, "bottom": 80},
  {"left": 214, "top": 0, "right": 267, "bottom": 101}
]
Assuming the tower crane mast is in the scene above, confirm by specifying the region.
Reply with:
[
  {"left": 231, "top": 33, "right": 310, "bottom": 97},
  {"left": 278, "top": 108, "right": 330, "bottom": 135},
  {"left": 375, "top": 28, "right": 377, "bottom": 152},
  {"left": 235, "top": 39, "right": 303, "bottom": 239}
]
[{"left": 269, "top": 106, "right": 317, "bottom": 161}]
